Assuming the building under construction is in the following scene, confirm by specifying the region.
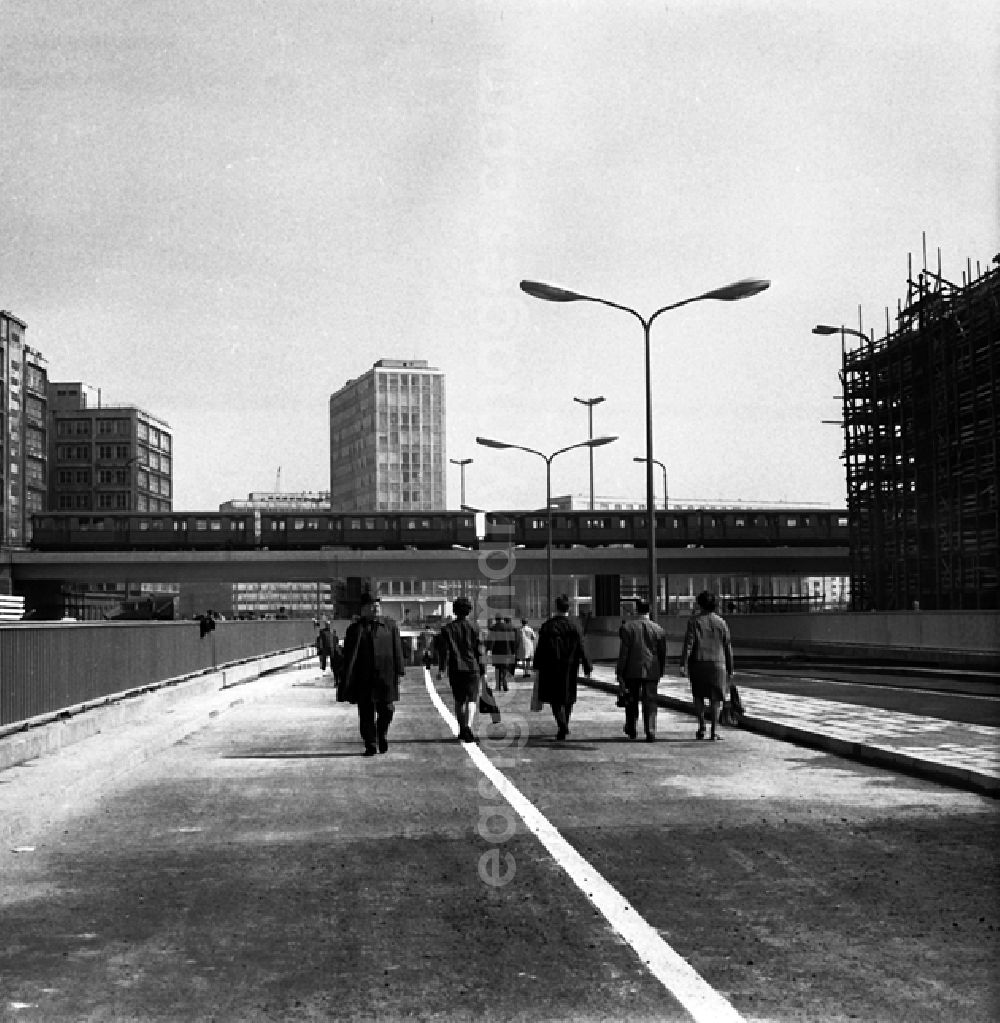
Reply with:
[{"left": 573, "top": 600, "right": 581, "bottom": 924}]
[{"left": 841, "top": 247, "right": 999, "bottom": 611}]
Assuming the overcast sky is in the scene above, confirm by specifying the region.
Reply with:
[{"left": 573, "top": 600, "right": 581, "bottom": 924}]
[{"left": 3, "top": 0, "right": 997, "bottom": 512}]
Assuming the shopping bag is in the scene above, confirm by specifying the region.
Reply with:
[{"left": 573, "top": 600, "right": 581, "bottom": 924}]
[
  {"left": 530, "top": 675, "right": 543, "bottom": 712},
  {"left": 479, "top": 684, "right": 501, "bottom": 724}
]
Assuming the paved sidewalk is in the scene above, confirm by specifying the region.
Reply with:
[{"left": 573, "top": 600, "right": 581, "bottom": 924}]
[{"left": 585, "top": 665, "right": 1000, "bottom": 798}]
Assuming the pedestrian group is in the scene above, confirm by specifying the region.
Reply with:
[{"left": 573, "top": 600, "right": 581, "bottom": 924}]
[{"left": 328, "top": 589, "right": 735, "bottom": 755}]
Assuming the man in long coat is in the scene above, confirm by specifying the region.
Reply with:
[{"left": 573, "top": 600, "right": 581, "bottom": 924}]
[
  {"left": 341, "top": 593, "right": 405, "bottom": 756},
  {"left": 533, "top": 594, "right": 592, "bottom": 741}
]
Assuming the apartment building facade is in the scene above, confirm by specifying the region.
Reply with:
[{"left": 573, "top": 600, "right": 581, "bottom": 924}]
[
  {"left": 48, "top": 382, "right": 173, "bottom": 514},
  {"left": 1, "top": 311, "right": 48, "bottom": 547}
]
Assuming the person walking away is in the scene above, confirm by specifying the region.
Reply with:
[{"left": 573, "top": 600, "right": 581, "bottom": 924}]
[
  {"left": 341, "top": 594, "right": 405, "bottom": 756},
  {"left": 517, "top": 618, "right": 536, "bottom": 677},
  {"left": 437, "top": 596, "right": 486, "bottom": 743},
  {"left": 616, "top": 599, "right": 668, "bottom": 742},
  {"left": 679, "top": 590, "right": 734, "bottom": 741},
  {"left": 534, "top": 594, "right": 592, "bottom": 741},
  {"left": 495, "top": 617, "right": 517, "bottom": 691},
  {"left": 316, "top": 619, "right": 336, "bottom": 672}
]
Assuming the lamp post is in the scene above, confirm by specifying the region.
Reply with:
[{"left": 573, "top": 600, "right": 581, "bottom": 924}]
[
  {"left": 522, "top": 276, "right": 770, "bottom": 617},
  {"left": 573, "top": 395, "right": 605, "bottom": 510},
  {"left": 813, "top": 323, "right": 872, "bottom": 611},
  {"left": 633, "top": 455, "right": 669, "bottom": 611},
  {"left": 632, "top": 456, "right": 668, "bottom": 510},
  {"left": 450, "top": 457, "right": 473, "bottom": 508},
  {"left": 476, "top": 434, "right": 618, "bottom": 615}
]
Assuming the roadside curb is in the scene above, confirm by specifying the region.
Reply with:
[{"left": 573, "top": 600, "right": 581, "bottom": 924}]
[{"left": 582, "top": 677, "right": 1000, "bottom": 799}]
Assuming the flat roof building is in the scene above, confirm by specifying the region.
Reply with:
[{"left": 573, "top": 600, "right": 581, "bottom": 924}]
[
  {"left": 329, "top": 359, "right": 446, "bottom": 511},
  {"left": 48, "top": 382, "right": 173, "bottom": 514}
]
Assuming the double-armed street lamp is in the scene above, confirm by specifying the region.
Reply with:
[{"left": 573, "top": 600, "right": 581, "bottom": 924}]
[
  {"left": 521, "top": 276, "right": 770, "bottom": 616},
  {"left": 573, "top": 395, "right": 605, "bottom": 510},
  {"left": 450, "top": 457, "right": 473, "bottom": 508},
  {"left": 476, "top": 434, "right": 618, "bottom": 616}
]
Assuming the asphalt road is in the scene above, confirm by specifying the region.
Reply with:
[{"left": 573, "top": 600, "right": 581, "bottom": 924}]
[
  {"left": 1, "top": 662, "right": 997, "bottom": 1022},
  {"left": 730, "top": 663, "right": 1000, "bottom": 726}
]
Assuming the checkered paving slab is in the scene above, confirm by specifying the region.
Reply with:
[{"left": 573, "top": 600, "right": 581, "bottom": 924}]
[{"left": 588, "top": 665, "right": 1000, "bottom": 783}]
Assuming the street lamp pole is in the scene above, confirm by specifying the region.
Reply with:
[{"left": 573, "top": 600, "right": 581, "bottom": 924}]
[
  {"left": 633, "top": 456, "right": 668, "bottom": 510},
  {"left": 522, "top": 276, "right": 770, "bottom": 617},
  {"left": 573, "top": 395, "right": 605, "bottom": 510},
  {"left": 450, "top": 457, "right": 473, "bottom": 509},
  {"left": 813, "top": 323, "right": 872, "bottom": 611},
  {"left": 476, "top": 434, "right": 618, "bottom": 616}
]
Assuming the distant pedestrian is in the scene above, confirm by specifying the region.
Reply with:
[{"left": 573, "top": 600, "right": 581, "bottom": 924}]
[
  {"left": 534, "top": 594, "right": 592, "bottom": 741},
  {"left": 316, "top": 619, "right": 337, "bottom": 672},
  {"left": 615, "top": 599, "right": 668, "bottom": 742},
  {"left": 341, "top": 594, "right": 405, "bottom": 756},
  {"left": 487, "top": 615, "right": 515, "bottom": 692},
  {"left": 679, "top": 590, "right": 734, "bottom": 741},
  {"left": 437, "top": 596, "right": 486, "bottom": 743},
  {"left": 516, "top": 618, "right": 536, "bottom": 677}
]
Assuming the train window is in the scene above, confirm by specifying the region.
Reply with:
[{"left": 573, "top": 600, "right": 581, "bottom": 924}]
[
  {"left": 233, "top": 520, "right": 246, "bottom": 531},
  {"left": 210, "top": 520, "right": 222, "bottom": 531},
  {"left": 364, "top": 518, "right": 376, "bottom": 530},
  {"left": 292, "top": 519, "right": 305, "bottom": 530},
  {"left": 838, "top": 516, "right": 848, "bottom": 527},
  {"left": 194, "top": 519, "right": 208, "bottom": 531},
  {"left": 735, "top": 517, "right": 746, "bottom": 527},
  {"left": 785, "top": 517, "right": 798, "bottom": 527},
  {"left": 350, "top": 518, "right": 361, "bottom": 530}
]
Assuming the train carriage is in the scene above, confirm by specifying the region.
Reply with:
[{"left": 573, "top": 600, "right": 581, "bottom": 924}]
[
  {"left": 261, "top": 513, "right": 344, "bottom": 550},
  {"left": 398, "top": 512, "right": 477, "bottom": 549},
  {"left": 171, "top": 513, "right": 256, "bottom": 551},
  {"left": 30, "top": 514, "right": 127, "bottom": 551}
]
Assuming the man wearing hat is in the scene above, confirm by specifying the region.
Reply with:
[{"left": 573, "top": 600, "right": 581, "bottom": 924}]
[
  {"left": 341, "top": 593, "right": 406, "bottom": 756},
  {"left": 437, "top": 595, "right": 486, "bottom": 743}
]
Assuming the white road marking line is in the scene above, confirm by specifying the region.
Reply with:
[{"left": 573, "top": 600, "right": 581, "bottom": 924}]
[{"left": 424, "top": 671, "right": 746, "bottom": 1023}]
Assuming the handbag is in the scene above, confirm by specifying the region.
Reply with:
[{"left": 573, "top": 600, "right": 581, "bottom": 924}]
[
  {"left": 478, "top": 683, "right": 501, "bottom": 724},
  {"left": 529, "top": 675, "right": 543, "bottom": 712},
  {"left": 615, "top": 680, "right": 628, "bottom": 708}
]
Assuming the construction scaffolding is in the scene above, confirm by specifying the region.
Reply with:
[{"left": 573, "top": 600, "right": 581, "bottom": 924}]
[{"left": 842, "top": 246, "right": 999, "bottom": 611}]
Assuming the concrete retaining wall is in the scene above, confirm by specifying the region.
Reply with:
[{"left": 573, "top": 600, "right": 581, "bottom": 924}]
[{"left": 583, "top": 610, "right": 1000, "bottom": 669}]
